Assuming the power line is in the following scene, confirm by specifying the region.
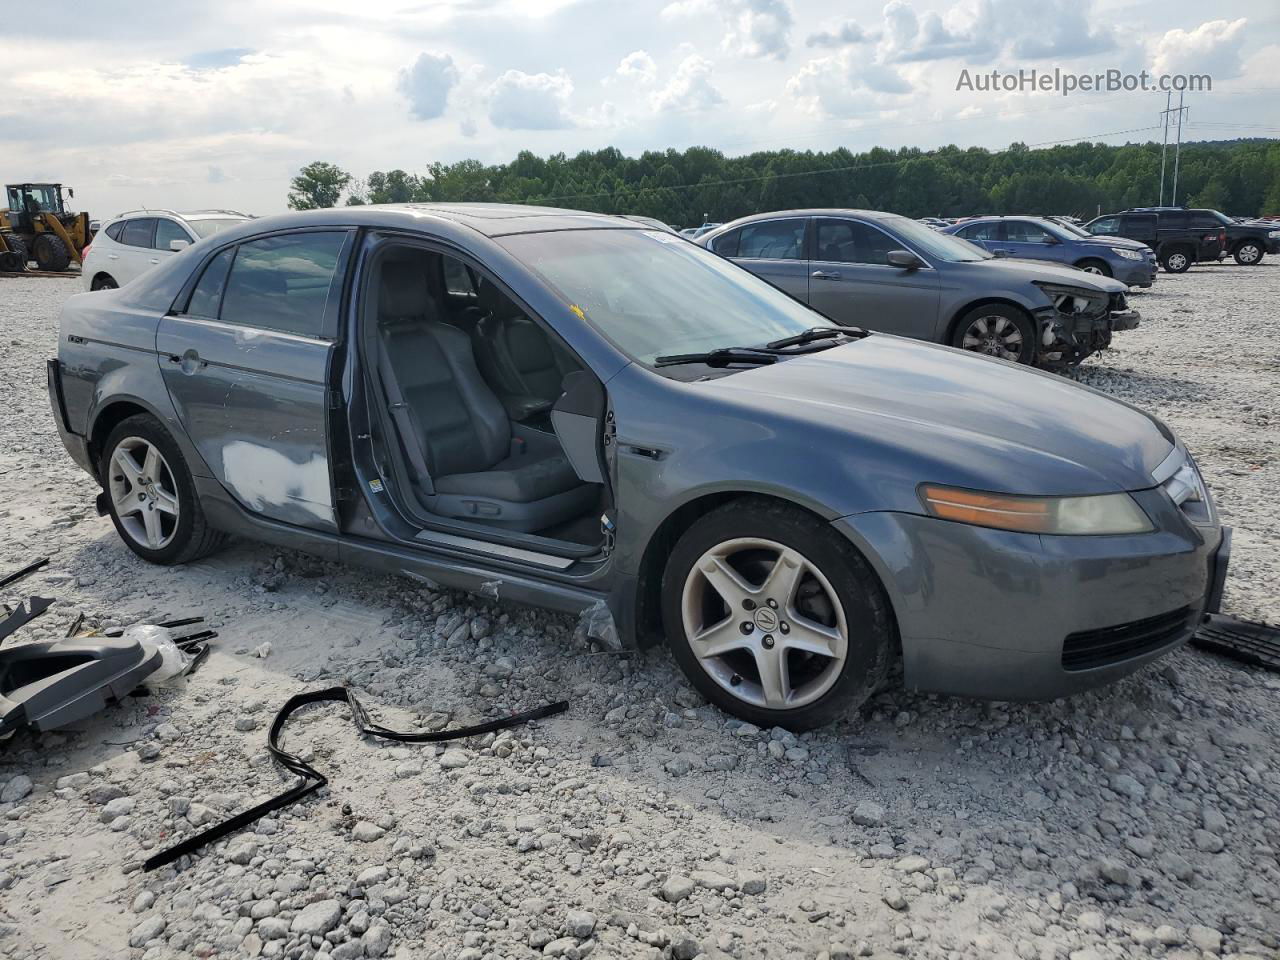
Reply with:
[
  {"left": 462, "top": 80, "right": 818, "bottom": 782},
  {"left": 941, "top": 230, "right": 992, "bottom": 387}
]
[{"left": 531, "top": 124, "right": 1165, "bottom": 204}]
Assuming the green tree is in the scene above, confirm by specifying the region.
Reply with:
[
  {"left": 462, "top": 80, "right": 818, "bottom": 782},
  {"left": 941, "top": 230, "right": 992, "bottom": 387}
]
[{"left": 287, "top": 161, "right": 352, "bottom": 210}]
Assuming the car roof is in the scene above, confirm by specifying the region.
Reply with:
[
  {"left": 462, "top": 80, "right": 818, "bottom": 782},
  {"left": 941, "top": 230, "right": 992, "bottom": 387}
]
[
  {"left": 711, "top": 209, "right": 907, "bottom": 228},
  {"left": 147, "top": 203, "right": 647, "bottom": 245}
]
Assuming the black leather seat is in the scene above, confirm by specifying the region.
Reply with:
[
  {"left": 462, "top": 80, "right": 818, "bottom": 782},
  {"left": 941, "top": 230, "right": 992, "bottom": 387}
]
[
  {"left": 376, "top": 260, "right": 597, "bottom": 532},
  {"left": 472, "top": 277, "right": 578, "bottom": 419}
]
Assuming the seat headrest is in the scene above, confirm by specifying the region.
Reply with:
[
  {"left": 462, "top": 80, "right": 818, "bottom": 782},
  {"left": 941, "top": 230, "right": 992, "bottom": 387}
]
[
  {"left": 379, "top": 260, "right": 432, "bottom": 320},
  {"left": 476, "top": 277, "right": 524, "bottom": 322}
]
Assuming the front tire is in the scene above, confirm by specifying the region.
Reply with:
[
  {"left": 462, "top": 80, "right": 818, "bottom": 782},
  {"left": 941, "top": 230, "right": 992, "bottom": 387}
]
[
  {"left": 661, "top": 498, "right": 893, "bottom": 731},
  {"left": 100, "top": 414, "right": 225, "bottom": 565},
  {"left": 1076, "top": 258, "right": 1112, "bottom": 278},
  {"left": 1233, "top": 241, "right": 1263, "bottom": 265},
  {"left": 951, "top": 304, "right": 1036, "bottom": 364},
  {"left": 33, "top": 233, "right": 71, "bottom": 272}
]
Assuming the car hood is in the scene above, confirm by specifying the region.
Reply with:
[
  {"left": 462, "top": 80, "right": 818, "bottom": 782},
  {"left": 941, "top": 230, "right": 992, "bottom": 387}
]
[
  {"left": 709, "top": 335, "right": 1173, "bottom": 496},
  {"left": 964, "top": 256, "right": 1129, "bottom": 293},
  {"left": 1074, "top": 235, "right": 1150, "bottom": 252}
]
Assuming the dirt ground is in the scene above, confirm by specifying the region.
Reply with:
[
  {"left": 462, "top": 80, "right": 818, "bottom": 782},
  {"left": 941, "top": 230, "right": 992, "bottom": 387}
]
[{"left": 1, "top": 265, "right": 1278, "bottom": 960}]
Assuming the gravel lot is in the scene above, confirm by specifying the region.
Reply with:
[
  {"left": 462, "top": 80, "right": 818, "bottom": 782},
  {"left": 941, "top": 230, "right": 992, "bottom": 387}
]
[{"left": 1, "top": 266, "right": 1278, "bottom": 960}]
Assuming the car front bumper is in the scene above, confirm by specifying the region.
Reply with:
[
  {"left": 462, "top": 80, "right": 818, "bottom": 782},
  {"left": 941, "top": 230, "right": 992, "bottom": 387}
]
[
  {"left": 834, "top": 504, "right": 1227, "bottom": 701},
  {"left": 1115, "top": 260, "right": 1157, "bottom": 287}
]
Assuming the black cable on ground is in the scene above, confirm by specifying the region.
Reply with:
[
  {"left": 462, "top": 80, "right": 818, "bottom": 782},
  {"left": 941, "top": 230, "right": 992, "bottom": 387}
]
[{"left": 143, "top": 686, "right": 568, "bottom": 871}]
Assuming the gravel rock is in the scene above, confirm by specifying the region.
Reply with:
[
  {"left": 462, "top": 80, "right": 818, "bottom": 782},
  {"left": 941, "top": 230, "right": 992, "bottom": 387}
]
[
  {"left": 290, "top": 898, "right": 342, "bottom": 936},
  {"left": 661, "top": 875, "right": 696, "bottom": 903},
  {"left": 0, "top": 775, "right": 33, "bottom": 803}
]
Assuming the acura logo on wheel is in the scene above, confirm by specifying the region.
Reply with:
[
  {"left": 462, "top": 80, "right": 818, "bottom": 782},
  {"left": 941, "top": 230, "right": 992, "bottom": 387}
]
[{"left": 754, "top": 607, "right": 779, "bottom": 632}]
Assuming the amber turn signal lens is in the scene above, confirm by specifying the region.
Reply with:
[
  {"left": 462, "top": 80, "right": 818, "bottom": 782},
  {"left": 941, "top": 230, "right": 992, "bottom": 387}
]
[{"left": 920, "top": 486, "right": 1053, "bottom": 533}]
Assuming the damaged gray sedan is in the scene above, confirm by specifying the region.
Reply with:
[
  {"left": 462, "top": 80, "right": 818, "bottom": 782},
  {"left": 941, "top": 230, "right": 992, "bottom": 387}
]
[{"left": 48, "top": 204, "right": 1229, "bottom": 729}]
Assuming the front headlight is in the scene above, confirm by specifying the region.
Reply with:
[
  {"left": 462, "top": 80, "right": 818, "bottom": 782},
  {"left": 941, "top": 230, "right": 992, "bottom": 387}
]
[
  {"left": 919, "top": 485, "right": 1154, "bottom": 535},
  {"left": 1268, "top": 230, "right": 1280, "bottom": 239},
  {"left": 1111, "top": 248, "right": 1143, "bottom": 260},
  {"left": 1033, "top": 281, "right": 1108, "bottom": 316}
]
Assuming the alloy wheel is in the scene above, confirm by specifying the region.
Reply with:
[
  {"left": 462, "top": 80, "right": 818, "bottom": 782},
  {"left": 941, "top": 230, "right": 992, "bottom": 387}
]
[
  {"left": 1237, "top": 244, "right": 1261, "bottom": 264},
  {"left": 1080, "top": 264, "right": 1104, "bottom": 274},
  {"left": 108, "top": 436, "right": 181, "bottom": 550},
  {"left": 1166, "top": 252, "right": 1188, "bottom": 271},
  {"left": 961, "top": 314, "right": 1023, "bottom": 360},
  {"left": 680, "top": 537, "right": 849, "bottom": 710}
]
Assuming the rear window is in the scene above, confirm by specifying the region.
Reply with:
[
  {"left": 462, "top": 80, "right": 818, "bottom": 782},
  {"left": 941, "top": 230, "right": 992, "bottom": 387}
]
[
  {"left": 187, "top": 218, "right": 246, "bottom": 239},
  {"left": 120, "top": 218, "right": 156, "bottom": 247},
  {"left": 219, "top": 232, "right": 347, "bottom": 338}
]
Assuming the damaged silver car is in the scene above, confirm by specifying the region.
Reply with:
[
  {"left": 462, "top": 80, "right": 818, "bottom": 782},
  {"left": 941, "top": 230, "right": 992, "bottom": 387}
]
[{"left": 48, "top": 204, "right": 1228, "bottom": 729}]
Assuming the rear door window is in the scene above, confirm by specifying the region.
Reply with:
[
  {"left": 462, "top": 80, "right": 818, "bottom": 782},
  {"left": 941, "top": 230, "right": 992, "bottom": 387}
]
[
  {"left": 219, "top": 232, "right": 348, "bottom": 339},
  {"left": 1004, "top": 220, "right": 1053, "bottom": 243},
  {"left": 1159, "top": 211, "right": 1187, "bottom": 228},
  {"left": 154, "top": 218, "right": 192, "bottom": 251},
  {"left": 736, "top": 219, "right": 806, "bottom": 260},
  {"left": 185, "top": 248, "right": 235, "bottom": 318},
  {"left": 709, "top": 228, "right": 741, "bottom": 257},
  {"left": 120, "top": 218, "right": 156, "bottom": 248},
  {"left": 957, "top": 221, "right": 1000, "bottom": 241}
]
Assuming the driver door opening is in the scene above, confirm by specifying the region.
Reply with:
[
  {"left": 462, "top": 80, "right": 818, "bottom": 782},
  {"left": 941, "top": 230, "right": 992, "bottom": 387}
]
[{"left": 359, "top": 242, "right": 610, "bottom": 554}]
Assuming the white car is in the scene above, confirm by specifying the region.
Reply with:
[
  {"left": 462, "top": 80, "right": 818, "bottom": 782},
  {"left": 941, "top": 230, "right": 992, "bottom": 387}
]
[{"left": 82, "top": 209, "right": 251, "bottom": 290}]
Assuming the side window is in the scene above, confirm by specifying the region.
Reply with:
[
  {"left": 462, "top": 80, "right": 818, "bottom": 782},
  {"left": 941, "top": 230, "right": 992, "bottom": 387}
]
[
  {"left": 1188, "top": 211, "right": 1220, "bottom": 230},
  {"left": 958, "top": 222, "right": 999, "bottom": 241},
  {"left": 1005, "top": 220, "right": 1052, "bottom": 243},
  {"left": 105, "top": 221, "right": 126, "bottom": 242},
  {"left": 442, "top": 257, "right": 476, "bottom": 297},
  {"left": 186, "top": 248, "right": 235, "bottom": 318},
  {"left": 1160, "top": 211, "right": 1187, "bottom": 228},
  {"left": 154, "top": 218, "right": 191, "bottom": 251},
  {"left": 219, "top": 232, "right": 347, "bottom": 338},
  {"left": 737, "top": 219, "right": 805, "bottom": 260},
  {"left": 710, "top": 229, "right": 740, "bottom": 257},
  {"left": 120, "top": 217, "right": 156, "bottom": 248},
  {"left": 1088, "top": 217, "right": 1119, "bottom": 235},
  {"left": 815, "top": 219, "right": 898, "bottom": 265}
]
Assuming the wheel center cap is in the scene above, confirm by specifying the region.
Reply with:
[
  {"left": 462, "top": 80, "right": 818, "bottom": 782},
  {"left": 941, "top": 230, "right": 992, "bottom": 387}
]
[{"left": 753, "top": 607, "right": 779, "bottom": 632}]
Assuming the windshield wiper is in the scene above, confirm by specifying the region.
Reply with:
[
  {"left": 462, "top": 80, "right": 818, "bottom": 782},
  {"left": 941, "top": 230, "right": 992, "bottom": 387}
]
[
  {"left": 654, "top": 347, "right": 780, "bottom": 368},
  {"left": 765, "top": 326, "right": 864, "bottom": 350}
]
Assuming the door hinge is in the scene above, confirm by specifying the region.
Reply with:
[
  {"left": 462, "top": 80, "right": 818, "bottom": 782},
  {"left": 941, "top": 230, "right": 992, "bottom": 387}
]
[{"left": 600, "top": 512, "right": 616, "bottom": 556}]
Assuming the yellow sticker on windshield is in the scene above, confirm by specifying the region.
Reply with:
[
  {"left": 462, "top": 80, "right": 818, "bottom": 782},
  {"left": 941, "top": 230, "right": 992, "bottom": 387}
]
[{"left": 569, "top": 304, "right": 586, "bottom": 319}]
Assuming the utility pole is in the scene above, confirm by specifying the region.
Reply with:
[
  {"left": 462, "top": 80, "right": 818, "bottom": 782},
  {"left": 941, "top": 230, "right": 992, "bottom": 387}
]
[
  {"left": 1170, "top": 91, "right": 1188, "bottom": 207},
  {"left": 1158, "top": 92, "right": 1172, "bottom": 206}
]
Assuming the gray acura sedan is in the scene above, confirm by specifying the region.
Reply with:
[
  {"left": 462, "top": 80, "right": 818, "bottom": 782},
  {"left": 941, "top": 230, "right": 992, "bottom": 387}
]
[{"left": 48, "top": 204, "right": 1228, "bottom": 729}]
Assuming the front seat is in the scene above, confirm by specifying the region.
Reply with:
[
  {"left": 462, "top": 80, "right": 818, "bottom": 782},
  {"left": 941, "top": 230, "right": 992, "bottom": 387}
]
[
  {"left": 472, "top": 277, "right": 577, "bottom": 420},
  {"left": 375, "top": 260, "right": 597, "bottom": 533}
]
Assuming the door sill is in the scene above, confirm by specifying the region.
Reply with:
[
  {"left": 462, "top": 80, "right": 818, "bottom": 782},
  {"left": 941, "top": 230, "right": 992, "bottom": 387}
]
[{"left": 412, "top": 528, "right": 577, "bottom": 571}]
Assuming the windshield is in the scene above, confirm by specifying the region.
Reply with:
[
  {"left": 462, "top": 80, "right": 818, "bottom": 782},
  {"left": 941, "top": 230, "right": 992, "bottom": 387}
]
[
  {"left": 187, "top": 218, "right": 246, "bottom": 238},
  {"left": 500, "top": 229, "right": 826, "bottom": 365},
  {"left": 878, "top": 215, "right": 992, "bottom": 262},
  {"left": 1051, "top": 219, "right": 1091, "bottom": 238}
]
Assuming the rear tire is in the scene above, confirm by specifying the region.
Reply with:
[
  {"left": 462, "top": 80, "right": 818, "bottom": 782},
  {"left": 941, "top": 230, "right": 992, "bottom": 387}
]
[
  {"left": 1076, "top": 258, "right": 1112, "bottom": 278},
  {"left": 1233, "top": 241, "right": 1264, "bottom": 265},
  {"left": 33, "top": 233, "right": 71, "bottom": 272},
  {"left": 951, "top": 304, "right": 1036, "bottom": 364},
  {"left": 661, "top": 498, "right": 893, "bottom": 731},
  {"left": 90, "top": 274, "right": 118, "bottom": 291},
  {"left": 100, "top": 414, "right": 226, "bottom": 565},
  {"left": 1, "top": 235, "right": 28, "bottom": 270},
  {"left": 1160, "top": 247, "right": 1192, "bottom": 273}
]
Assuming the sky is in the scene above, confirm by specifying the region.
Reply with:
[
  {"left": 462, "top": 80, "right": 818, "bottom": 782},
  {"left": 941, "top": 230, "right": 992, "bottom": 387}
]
[{"left": 4, "top": 0, "right": 1278, "bottom": 217}]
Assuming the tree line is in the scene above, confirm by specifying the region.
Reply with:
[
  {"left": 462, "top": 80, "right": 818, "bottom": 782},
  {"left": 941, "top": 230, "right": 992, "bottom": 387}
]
[{"left": 287, "top": 138, "right": 1280, "bottom": 226}]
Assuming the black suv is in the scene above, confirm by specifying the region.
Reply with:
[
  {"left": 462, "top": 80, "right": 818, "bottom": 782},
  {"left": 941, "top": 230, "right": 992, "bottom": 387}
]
[{"left": 1083, "top": 208, "right": 1227, "bottom": 273}]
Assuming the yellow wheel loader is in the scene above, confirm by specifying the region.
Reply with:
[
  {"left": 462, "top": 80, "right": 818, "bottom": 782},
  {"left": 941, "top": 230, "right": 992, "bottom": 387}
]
[{"left": 0, "top": 183, "right": 91, "bottom": 272}]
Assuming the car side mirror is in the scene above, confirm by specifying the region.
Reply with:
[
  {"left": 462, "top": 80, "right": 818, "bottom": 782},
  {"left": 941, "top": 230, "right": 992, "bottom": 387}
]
[
  {"left": 886, "top": 249, "right": 923, "bottom": 270},
  {"left": 169, "top": 239, "right": 190, "bottom": 252}
]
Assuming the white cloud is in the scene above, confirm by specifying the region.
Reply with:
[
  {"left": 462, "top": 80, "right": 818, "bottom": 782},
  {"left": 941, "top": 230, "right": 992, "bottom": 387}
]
[
  {"left": 616, "top": 50, "right": 657, "bottom": 84},
  {"left": 651, "top": 55, "right": 725, "bottom": 113},
  {"left": 806, "top": 20, "right": 874, "bottom": 49},
  {"left": 786, "top": 49, "right": 913, "bottom": 118},
  {"left": 1151, "top": 18, "right": 1248, "bottom": 80},
  {"left": 397, "top": 52, "right": 459, "bottom": 120},
  {"left": 487, "top": 69, "right": 575, "bottom": 130},
  {"left": 660, "top": 0, "right": 793, "bottom": 60}
]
